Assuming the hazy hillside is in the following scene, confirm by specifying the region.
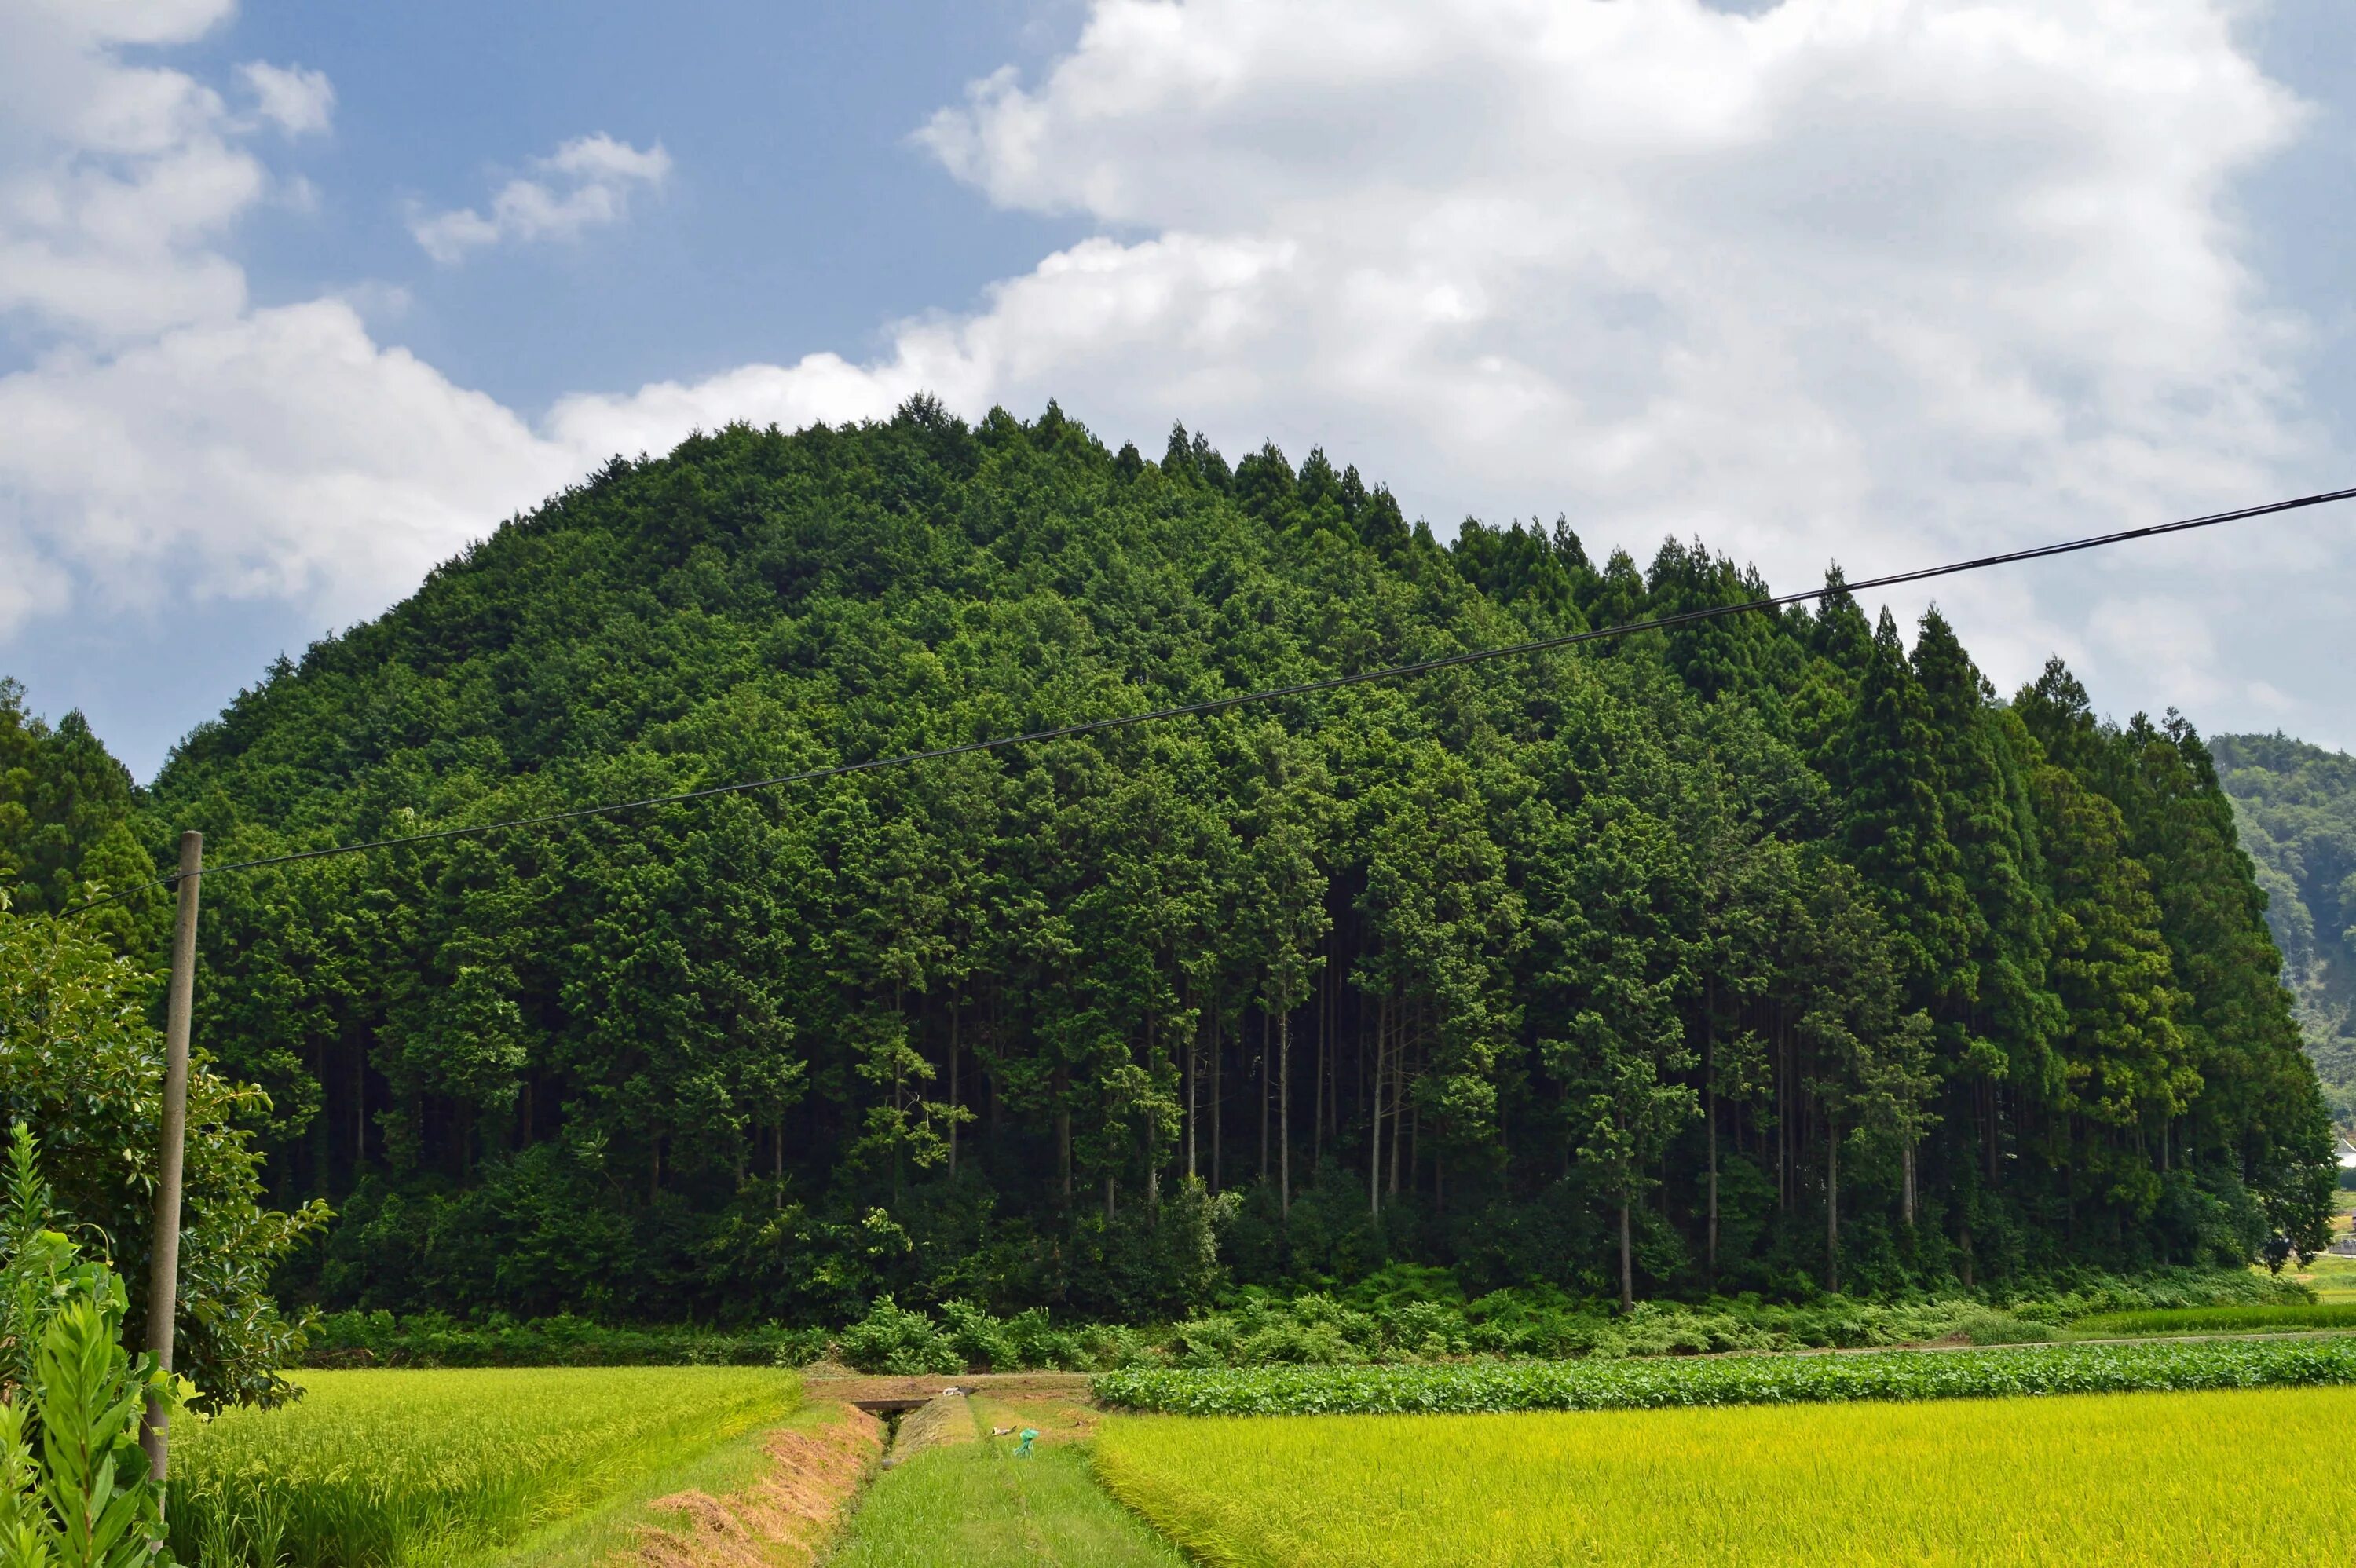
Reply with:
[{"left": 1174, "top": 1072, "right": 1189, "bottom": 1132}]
[{"left": 2211, "top": 733, "right": 2356, "bottom": 1124}]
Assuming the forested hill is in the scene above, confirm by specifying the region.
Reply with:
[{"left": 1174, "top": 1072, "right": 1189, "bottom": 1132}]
[
  {"left": 2211, "top": 733, "right": 2356, "bottom": 1124},
  {"left": 40, "top": 397, "right": 2331, "bottom": 1321}
]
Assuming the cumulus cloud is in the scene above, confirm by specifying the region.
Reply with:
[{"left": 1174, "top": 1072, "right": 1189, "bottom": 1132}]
[
  {"left": 0, "top": 299, "right": 576, "bottom": 623},
  {"left": 411, "top": 133, "right": 671, "bottom": 264},
  {"left": 0, "top": 0, "right": 264, "bottom": 337},
  {"left": 0, "top": 0, "right": 2347, "bottom": 753},
  {"left": 237, "top": 60, "right": 334, "bottom": 136}
]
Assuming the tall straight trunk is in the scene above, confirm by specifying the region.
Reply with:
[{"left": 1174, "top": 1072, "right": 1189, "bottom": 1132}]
[
  {"left": 1619, "top": 1198, "right": 1633, "bottom": 1310},
  {"left": 1370, "top": 992, "right": 1388, "bottom": 1218},
  {"left": 1279, "top": 1007, "right": 1292, "bottom": 1224},
  {"left": 1825, "top": 1118, "right": 1841, "bottom": 1293},
  {"left": 1147, "top": 1110, "right": 1160, "bottom": 1208},
  {"left": 773, "top": 1117, "right": 784, "bottom": 1210},
  {"left": 1258, "top": 1009, "right": 1271, "bottom": 1184},
  {"left": 947, "top": 1002, "right": 960, "bottom": 1179},
  {"left": 353, "top": 1044, "right": 366, "bottom": 1184},
  {"left": 1106, "top": 1171, "right": 1117, "bottom": 1221},
  {"left": 1376, "top": 1007, "right": 1395, "bottom": 1191},
  {"left": 1187, "top": 1007, "right": 1202, "bottom": 1182},
  {"left": 1776, "top": 1016, "right": 1790, "bottom": 1210},
  {"left": 1901, "top": 1140, "right": 1915, "bottom": 1227},
  {"left": 1704, "top": 1014, "right": 1718, "bottom": 1281},
  {"left": 1212, "top": 1018, "right": 1224, "bottom": 1193},
  {"left": 1313, "top": 967, "right": 1326, "bottom": 1169},
  {"left": 1057, "top": 1072, "right": 1072, "bottom": 1206}
]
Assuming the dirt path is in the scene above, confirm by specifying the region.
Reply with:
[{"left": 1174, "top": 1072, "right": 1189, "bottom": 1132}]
[{"left": 628, "top": 1399, "right": 883, "bottom": 1568}]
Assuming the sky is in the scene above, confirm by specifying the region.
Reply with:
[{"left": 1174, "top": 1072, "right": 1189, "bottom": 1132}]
[{"left": 3, "top": 0, "right": 2355, "bottom": 782}]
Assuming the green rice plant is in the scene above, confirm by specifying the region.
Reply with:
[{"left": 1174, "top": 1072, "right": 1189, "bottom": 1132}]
[
  {"left": 1093, "top": 1334, "right": 2356, "bottom": 1416},
  {"left": 2072, "top": 1301, "right": 2356, "bottom": 1336},
  {"left": 166, "top": 1366, "right": 799, "bottom": 1566},
  {"left": 1093, "top": 1385, "right": 2356, "bottom": 1566}
]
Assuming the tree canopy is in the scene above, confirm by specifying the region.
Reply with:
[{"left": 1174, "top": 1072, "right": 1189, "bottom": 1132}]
[{"left": 6, "top": 398, "right": 2329, "bottom": 1321}]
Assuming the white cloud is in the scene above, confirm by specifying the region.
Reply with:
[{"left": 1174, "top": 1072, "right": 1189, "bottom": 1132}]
[
  {"left": 1, "top": 0, "right": 2349, "bottom": 755},
  {"left": 411, "top": 133, "right": 671, "bottom": 264},
  {"left": 0, "top": 299, "right": 576, "bottom": 623},
  {"left": 237, "top": 61, "right": 334, "bottom": 137},
  {"left": 0, "top": 0, "right": 267, "bottom": 338}
]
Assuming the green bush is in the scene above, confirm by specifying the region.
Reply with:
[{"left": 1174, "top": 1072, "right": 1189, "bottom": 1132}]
[
  {"left": 838, "top": 1296, "right": 961, "bottom": 1376},
  {"left": 0, "top": 1125, "right": 181, "bottom": 1566},
  {"left": 305, "top": 1309, "right": 825, "bottom": 1369}
]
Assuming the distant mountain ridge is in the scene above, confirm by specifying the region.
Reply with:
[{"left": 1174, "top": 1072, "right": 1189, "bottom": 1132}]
[{"left": 2212, "top": 733, "right": 2356, "bottom": 1123}]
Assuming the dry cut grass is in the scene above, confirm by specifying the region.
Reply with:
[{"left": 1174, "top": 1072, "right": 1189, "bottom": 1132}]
[{"left": 1095, "top": 1384, "right": 2356, "bottom": 1566}]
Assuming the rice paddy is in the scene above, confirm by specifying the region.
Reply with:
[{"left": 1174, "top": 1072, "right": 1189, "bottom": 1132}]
[
  {"left": 166, "top": 1366, "right": 801, "bottom": 1566},
  {"left": 1092, "top": 1383, "right": 2356, "bottom": 1566},
  {"left": 2072, "top": 1299, "right": 2356, "bottom": 1335}
]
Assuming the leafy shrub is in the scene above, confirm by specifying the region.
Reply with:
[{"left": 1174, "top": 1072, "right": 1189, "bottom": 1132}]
[
  {"left": 1953, "top": 1307, "right": 2056, "bottom": 1345},
  {"left": 305, "top": 1309, "right": 825, "bottom": 1369},
  {"left": 1096, "top": 1336, "right": 2356, "bottom": 1416},
  {"left": 0, "top": 1124, "right": 181, "bottom": 1566},
  {"left": 938, "top": 1299, "right": 1016, "bottom": 1370},
  {"left": 1002, "top": 1308, "right": 1085, "bottom": 1371},
  {"left": 838, "top": 1295, "right": 961, "bottom": 1375},
  {"left": 0, "top": 913, "right": 326, "bottom": 1409}
]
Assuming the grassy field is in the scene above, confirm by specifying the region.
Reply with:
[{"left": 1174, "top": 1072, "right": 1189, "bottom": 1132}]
[
  {"left": 2074, "top": 1300, "right": 2356, "bottom": 1335},
  {"left": 168, "top": 1366, "right": 800, "bottom": 1566},
  {"left": 828, "top": 1394, "right": 1182, "bottom": 1568},
  {"left": 1095, "top": 1384, "right": 2356, "bottom": 1566}
]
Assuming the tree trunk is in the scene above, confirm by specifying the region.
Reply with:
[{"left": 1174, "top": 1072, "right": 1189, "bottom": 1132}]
[
  {"left": 1312, "top": 959, "right": 1326, "bottom": 1169},
  {"left": 1279, "top": 1006, "right": 1292, "bottom": 1224},
  {"left": 1212, "top": 1015, "right": 1224, "bottom": 1194},
  {"left": 1376, "top": 1003, "right": 1395, "bottom": 1196},
  {"left": 1259, "top": 1009, "right": 1270, "bottom": 1184},
  {"left": 948, "top": 1002, "right": 960, "bottom": 1180},
  {"left": 1187, "top": 1006, "right": 1202, "bottom": 1182},
  {"left": 1825, "top": 1120, "right": 1840, "bottom": 1294},
  {"left": 1057, "top": 1098, "right": 1072, "bottom": 1205},
  {"left": 1901, "top": 1139, "right": 1915, "bottom": 1227},
  {"left": 1370, "top": 992, "right": 1388, "bottom": 1219},
  {"left": 1705, "top": 1025, "right": 1718, "bottom": 1281},
  {"left": 1619, "top": 1198, "right": 1634, "bottom": 1310}
]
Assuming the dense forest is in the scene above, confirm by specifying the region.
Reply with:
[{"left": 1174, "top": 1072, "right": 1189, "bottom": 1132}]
[
  {"left": 0, "top": 398, "right": 2332, "bottom": 1325},
  {"left": 2212, "top": 733, "right": 2356, "bottom": 1124}
]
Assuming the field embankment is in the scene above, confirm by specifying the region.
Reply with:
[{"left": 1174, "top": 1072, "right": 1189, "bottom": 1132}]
[
  {"left": 1094, "top": 1334, "right": 2356, "bottom": 1416},
  {"left": 167, "top": 1366, "right": 807, "bottom": 1566},
  {"left": 828, "top": 1389, "right": 1180, "bottom": 1567},
  {"left": 1095, "top": 1385, "right": 2356, "bottom": 1566}
]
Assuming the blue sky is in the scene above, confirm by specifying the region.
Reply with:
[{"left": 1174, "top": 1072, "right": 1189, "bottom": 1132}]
[{"left": 5, "top": 0, "right": 2356, "bottom": 780}]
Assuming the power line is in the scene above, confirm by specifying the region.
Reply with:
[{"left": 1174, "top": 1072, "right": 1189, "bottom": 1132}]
[{"left": 61, "top": 481, "right": 2356, "bottom": 918}]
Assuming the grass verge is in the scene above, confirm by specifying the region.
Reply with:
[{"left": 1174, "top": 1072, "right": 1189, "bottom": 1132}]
[
  {"left": 827, "top": 1398, "right": 1181, "bottom": 1567},
  {"left": 1094, "top": 1333, "right": 2356, "bottom": 1416},
  {"left": 2073, "top": 1301, "right": 2356, "bottom": 1336},
  {"left": 1095, "top": 1385, "right": 2356, "bottom": 1566},
  {"left": 168, "top": 1366, "right": 799, "bottom": 1566}
]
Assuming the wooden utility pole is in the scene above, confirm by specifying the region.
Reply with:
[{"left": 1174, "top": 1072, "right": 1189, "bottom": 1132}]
[{"left": 141, "top": 831, "right": 202, "bottom": 1482}]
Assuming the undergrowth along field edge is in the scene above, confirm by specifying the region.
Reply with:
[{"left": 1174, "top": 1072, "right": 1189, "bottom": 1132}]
[{"left": 1091, "top": 1336, "right": 2356, "bottom": 1416}]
